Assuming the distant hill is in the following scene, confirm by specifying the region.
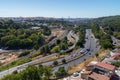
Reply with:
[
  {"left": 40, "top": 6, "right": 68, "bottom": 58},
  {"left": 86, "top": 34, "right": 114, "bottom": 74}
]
[
  {"left": 76, "top": 15, "right": 120, "bottom": 32},
  {"left": 91, "top": 15, "right": 120, "bottom": 25}
]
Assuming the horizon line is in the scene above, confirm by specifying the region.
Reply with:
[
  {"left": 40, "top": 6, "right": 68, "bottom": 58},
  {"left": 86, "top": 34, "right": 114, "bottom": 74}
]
[{"left": 0, "top": 15, "right": 119, "bottom": 19}]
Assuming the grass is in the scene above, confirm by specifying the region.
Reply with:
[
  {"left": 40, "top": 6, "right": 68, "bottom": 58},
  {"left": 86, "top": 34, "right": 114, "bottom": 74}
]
[{"left": 0, "top": 58, "right": 32, "bottom": 71}]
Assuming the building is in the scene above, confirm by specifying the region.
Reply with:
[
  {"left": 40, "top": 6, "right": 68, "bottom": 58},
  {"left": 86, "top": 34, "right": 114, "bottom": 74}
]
[
  {"left": 95, "top": 62, "right": 116, "bottom": 76},
  {"left": 81, "top": 61, "right": 116, "bottom": 80}
]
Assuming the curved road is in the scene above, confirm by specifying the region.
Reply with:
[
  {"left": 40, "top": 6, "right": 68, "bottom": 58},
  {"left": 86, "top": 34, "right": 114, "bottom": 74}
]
[
  {"left": 0, "top": 30, "right": 79, "bottom": 78},
  {"left": 0, "top": 29, "right": 99, "bottom": 78}
]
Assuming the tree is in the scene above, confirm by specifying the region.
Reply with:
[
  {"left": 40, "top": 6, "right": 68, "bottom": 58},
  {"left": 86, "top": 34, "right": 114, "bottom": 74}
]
[
  {"left": 62, "top": 37, "right": 68, "bottom": 44},
  {"left": 60, "top": 43, "right": 68, "bottom": 50},
  {"left": 76, "top": 30, "right": 85, "bottom": 48},
  {"left": 12, "top": 70, "right": 18, "bottom": 74},
  {"left": 18, "top": 51, "right": 30, "bottom": 57},
  {"left": 55, "top": 67, "right": 68, "bottom": 78},
  {"left": 43, "top": 66, "right": 52, "bottom": 80},
  {"left": 76, "top": 39, "right": 84, "bottom": 48},
  {"left": 43, "top": 26, "right": 51, "bottom": 36},
  {"left": 114, "top": 32, "right": 120, "bottom": 39},
  {"left": 53, "top": 61, "right": 58, "bottom": 66},
  {"left": 0, "top": 35, "right": 16, "bottom": 47},
  {"left": 51, "top": 46, "right": 60, "bottom": 53},
  {"left": 20, "top": 38, "right": 33, "bottom": 49},
  {"left": 0, "top": 26, "right": 45, "bottom": 50},
  {"left": 40, "top": 45, "right": 50, "bottom": 55},
  {"left": 1, "top": 74, "right": 21, "bottom": 80},
  {"left": 111, "top": 61, "right": 120, "bottom": 67},
  {"left": 56, "top": 39, "right": 61, "bottom": 44},
  {"left": 62, "top": 59, "right": 66, "bottom": 64},
  {"left": 95, "top": 53, "right": 99, "bottom": 58},
  {"left": 6, "top": 39, "right": 20, "bottom": 49},
  {"left": 20, "top": 65, "right": 41, "bottom": 80},
  {"left": 100, "top": 40, "right": 113, "bottom": 49}
]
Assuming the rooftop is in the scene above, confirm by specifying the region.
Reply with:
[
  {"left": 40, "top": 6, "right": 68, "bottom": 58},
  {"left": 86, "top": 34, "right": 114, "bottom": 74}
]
[{"left": 96, "top": 62, "right": 115, "bottom": 71}]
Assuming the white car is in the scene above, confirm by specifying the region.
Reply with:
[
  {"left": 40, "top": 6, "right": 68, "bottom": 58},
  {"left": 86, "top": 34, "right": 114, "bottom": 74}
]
[
  {"left": 80, "top": 49, "right": 86, "bottom": 53},
  {"left": 73, "top": 72, "right": 79, "bottom": 77}
]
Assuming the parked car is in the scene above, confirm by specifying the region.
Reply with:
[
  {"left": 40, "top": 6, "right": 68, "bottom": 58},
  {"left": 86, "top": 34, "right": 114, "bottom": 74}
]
[{"left": 73, "top": 72, "right": 79, "bottom": 77}]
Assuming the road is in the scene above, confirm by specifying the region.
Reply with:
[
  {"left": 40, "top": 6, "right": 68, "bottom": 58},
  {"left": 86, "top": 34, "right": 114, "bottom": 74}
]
[
  {"left": 39, "top": 30, "right": 69, "bottom": 50},
  {"left": 111, "top": 36, "right": 120, "bottom": 46},
  {"left": 0, "top": 29, "right": 99, "bottom": 78},
  {"left": 60, "top": 30, "right": 79, "bottom": 53},
  {"left": 48, "top": 30, "right": 69, "bottom": 46},
  {"left": 0, "top": 53, "right": 57, "bottom": 78},
  {"left": 0, "top": 30, "right": 79, "bottom": 78},
  {"left": 53, "top": 29, "right": 99, "bottom": 72}
]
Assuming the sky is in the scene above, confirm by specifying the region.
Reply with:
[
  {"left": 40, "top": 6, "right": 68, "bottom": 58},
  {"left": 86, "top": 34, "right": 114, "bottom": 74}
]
[{"left": 0, "top": 0, "right": 120, "bottom": 18}]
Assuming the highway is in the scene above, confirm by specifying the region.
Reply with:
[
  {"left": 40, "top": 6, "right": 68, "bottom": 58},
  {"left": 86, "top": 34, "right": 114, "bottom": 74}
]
[
  {"left": 53, "top": 29, "right": 100, "bottom": 72},
  {"left": 111, "top": 36, "right": 120, "bottom": 46},
  {"left": 0, "top": 30, "right": 79, "bottom": 78},
  {"left": 0, "top": 29, "right": 99, "bottom": 78}
]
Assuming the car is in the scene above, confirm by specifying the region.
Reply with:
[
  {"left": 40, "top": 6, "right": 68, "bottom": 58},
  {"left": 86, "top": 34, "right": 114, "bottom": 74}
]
[
  {"left": 73, "top": 72, "right": 79, "bottom": 77},
  {"left": 80, "top": 49, "right": 86, "bottom": 53},
  {"left": 86, "top": 49, "right": 90, "bottom": 51}
]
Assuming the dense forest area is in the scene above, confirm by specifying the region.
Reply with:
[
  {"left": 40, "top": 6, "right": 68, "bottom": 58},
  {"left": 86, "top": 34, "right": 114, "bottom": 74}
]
[{"left": 0, "top": 20, "right": 51, "bottom": 50}]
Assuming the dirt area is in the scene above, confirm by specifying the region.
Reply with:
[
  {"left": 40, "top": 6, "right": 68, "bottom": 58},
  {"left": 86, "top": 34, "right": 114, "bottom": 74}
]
[
  {"left": 68, "top": 49, "right": 110, "bottom": 73},
  {"left": 45, "top": 29, "right": 65, "bottom": 41},
  {"left": 67, "top": 34, "right": 75, "bottom": 43},
  {"left": 0, "top": 52, "right": 18, "bottom": 65},
  {"left": 51, "top": 29, "right": 65, "bottom": 37},
  {"left": 68, "top": 56, "right": 94, "bottom": 73},
  {"left": 97, "top": 49, "right": 110, "bottom": 60}
]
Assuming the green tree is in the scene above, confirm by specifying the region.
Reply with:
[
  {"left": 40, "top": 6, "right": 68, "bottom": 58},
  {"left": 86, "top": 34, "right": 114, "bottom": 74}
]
[
  {"left": 55, "top": 67, "right": 68, "bottom": 78},
  {"left": 56, "top": 39, "right": 61, "bottom": 44},
  {"left": 6, "top": 39, "right": 20, "bottom": 49},
  {"left": 111, "top": 61, "right": 120, "bottom": 67},
  {"left": 43, "top": 27, "right": 51, "bottom": 36},
  {"left": 53, "top": 61, "right": 58, "bottom": 66},
  {"left": 18, "top": 51, "right": 30, "bottom": 57},
  {"left": 95, "top": 53, "right": 99, "bottom": 58},
  {"left": 51, "top": 46, "right": 60, "bottom": 53},
  {"left": 43, "top": 66, "right": 52, "bottom": 80},
  {"left": 62, "top": 59, "right": 66, "bottom": 64},
  {"left": 20, "top": 65, "right": 41, "bottom": 80},
  {"left": 100, "top": 40, "right": 113, "bottom": 49}
]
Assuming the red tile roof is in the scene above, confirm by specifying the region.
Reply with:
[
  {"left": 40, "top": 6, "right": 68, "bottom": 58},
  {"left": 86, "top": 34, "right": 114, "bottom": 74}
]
[{"left": 96, "top": 62, "right": 115, "bottom": 71}]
